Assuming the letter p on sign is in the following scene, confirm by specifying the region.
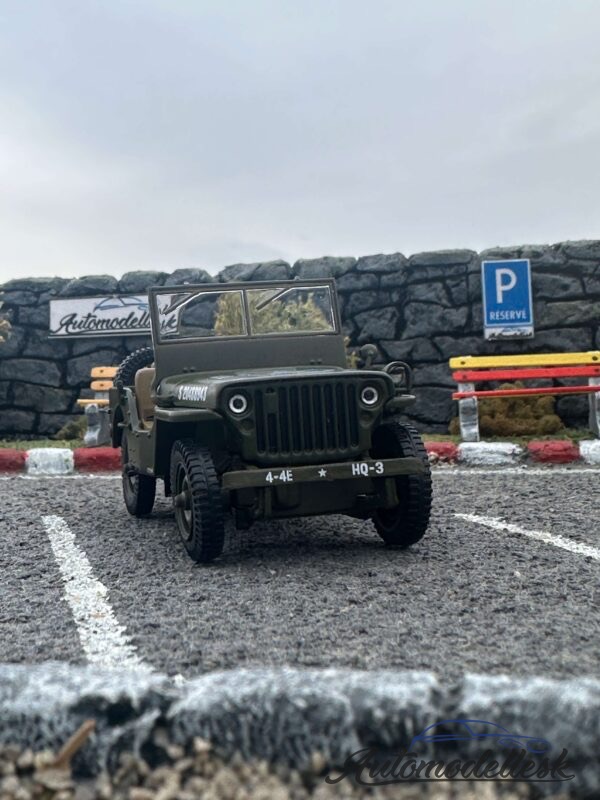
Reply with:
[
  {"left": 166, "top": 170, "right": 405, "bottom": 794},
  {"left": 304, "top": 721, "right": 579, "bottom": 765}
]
[
  {"left": 482, "top": 259, "right": 534, "bottom": 340},
  {"left": 495, "top": 268, "right": 517, "bottom": 303}
]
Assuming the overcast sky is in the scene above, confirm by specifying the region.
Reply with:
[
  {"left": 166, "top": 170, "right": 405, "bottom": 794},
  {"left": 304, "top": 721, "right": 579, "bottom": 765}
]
[{"left": 1, "top": 0, "right": 599, "bottom": 281}]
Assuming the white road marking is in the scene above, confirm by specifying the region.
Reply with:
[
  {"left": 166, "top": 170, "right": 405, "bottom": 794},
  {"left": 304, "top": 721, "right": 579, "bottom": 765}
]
[
  {"left": 41, "top": 514, "right": 152, "bottom": 671},
  {"left": 455, "top": 513, "right": 600, "bottom": 562},
  {"left": 437, "top": 468, "right": 600, "bottom": 475},
  {"left": 0, "top": 474, "right": 121, "bottom": 480}
]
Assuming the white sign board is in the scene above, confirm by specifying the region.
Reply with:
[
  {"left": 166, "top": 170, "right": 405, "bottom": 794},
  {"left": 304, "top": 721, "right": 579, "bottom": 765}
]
[{"left": 49, "top": 295, "right": 155, "bottom": 338}]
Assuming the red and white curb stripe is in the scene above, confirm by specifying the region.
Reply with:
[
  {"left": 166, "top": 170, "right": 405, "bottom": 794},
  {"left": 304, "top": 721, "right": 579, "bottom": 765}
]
[
  {"left": 426, "top": 439, "right": 600, "bottom": 466},
  {"left": 0, "top": 447, "right": 121, "bottom": 474},
  {"left": 0, "top": 441, "right": 598, "bottom": 474}
]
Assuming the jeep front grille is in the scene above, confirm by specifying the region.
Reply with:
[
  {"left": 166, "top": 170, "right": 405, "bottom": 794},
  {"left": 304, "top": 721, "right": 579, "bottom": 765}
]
[{"left": 253, "top": 382, "right": 360, "bottom": 457}]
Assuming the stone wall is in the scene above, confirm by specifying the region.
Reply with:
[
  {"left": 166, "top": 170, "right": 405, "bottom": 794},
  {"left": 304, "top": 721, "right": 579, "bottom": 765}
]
[{"left": 1, "top": 241, "right": 599, "bottom": 437}]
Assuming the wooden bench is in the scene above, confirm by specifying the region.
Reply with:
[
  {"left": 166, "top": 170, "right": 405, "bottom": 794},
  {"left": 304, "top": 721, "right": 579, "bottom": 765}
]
[
  {"left": 76, "top": 366, "right": 117, "bottom": 446},
  {"left": 450, "top": 351, "right": 600, "bottom": 441},
  {"left": 76, "top": 366, "right": 117, "bottom": 408}
]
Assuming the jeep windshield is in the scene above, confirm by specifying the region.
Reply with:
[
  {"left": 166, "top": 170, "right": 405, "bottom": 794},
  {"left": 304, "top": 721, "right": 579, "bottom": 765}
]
[{"left": 153, "top": 284, "right": 337, "bottom": 341}]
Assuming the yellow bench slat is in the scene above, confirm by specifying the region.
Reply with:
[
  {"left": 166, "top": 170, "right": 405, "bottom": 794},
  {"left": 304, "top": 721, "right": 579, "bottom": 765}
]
[
  {"left": 76, "top": 398, "right": 110, "bottom": 407},
  {"left": 90, "top": 380, "right": 113, "bottom": 391},
  {"left": 91, "top": 366, "right": 118, "bottom": 378},
  {"left": 449, "top": 351, "right": 600, "bottom": 369}
]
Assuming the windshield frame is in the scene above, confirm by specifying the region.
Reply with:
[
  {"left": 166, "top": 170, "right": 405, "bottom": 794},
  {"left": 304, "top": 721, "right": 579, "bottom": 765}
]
[{"left": 149, "top": 279, "right": 341, "bottom": 344}]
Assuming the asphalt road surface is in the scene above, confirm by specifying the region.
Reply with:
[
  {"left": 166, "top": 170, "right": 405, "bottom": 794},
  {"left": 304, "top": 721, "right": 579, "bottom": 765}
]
[{"left": 1, "top": 467, "right": 599, "bottom": 680}]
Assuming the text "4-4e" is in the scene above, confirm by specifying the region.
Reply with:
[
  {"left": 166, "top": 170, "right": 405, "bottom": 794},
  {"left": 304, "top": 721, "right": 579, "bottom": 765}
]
[{"left": 265, "top": 469, "right": 294, "bottom": 484}]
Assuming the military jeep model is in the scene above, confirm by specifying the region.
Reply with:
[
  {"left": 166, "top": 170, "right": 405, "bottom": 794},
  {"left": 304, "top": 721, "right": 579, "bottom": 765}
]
[{"left": 110, "top": 279, "right": 432, "bottom": 563}]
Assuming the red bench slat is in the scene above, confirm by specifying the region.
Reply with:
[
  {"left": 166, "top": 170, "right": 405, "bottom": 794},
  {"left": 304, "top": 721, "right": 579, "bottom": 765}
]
[
  {"left": 453, "top": 366, "right": 600, "bottom": 382},
  {"left": 453, "top": 385, "right": 600, "bottom": 400}
]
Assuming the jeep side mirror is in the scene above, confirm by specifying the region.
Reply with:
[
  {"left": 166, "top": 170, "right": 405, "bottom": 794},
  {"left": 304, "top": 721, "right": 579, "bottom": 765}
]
[{"left": 359, "top": 344, "right": 379, "bottom": 368}]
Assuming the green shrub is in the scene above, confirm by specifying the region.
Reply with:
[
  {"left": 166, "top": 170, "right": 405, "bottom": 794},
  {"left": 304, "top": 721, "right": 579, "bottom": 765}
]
[
  {"left": 54, "top": 415, "right": 88, "bottom": 441},
  {"left": 449, "top": 381, "right": 564, "bottom": 437}
]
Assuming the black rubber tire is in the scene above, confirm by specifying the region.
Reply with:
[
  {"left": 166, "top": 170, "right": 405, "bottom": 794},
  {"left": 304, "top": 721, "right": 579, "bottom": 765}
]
[
  {"left": 121, "top": 438, "right": 156, "bottom": 517},
  {"left": 370, "top": 421, "right": 432, "bottom": 547},
  {"left": 115, "top": 347, "right": 154, "bottom": 389},
  {"left": 170, "top": 439, "right": 225, "bottom": 564}
]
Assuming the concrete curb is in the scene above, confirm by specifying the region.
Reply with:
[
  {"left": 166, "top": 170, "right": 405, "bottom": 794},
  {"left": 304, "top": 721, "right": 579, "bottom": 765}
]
[
  {"left": 0, "top": 441, "right": 598, "bottom": 473},
  {"left": 0, "top": 663, "right": 598, "bottom": 795}
]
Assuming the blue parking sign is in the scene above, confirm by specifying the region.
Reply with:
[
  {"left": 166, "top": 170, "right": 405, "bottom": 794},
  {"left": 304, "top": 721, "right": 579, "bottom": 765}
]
[{"left": 481, "top": 259, "right": 534, "bottom": 340}]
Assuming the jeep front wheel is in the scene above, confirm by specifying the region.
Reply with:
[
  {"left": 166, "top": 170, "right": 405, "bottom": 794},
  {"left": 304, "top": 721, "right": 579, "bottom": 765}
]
[
  {"left": 370, "top": 421, "right": 432, "bottom": 547},
  {"left": 170, "top": 440, "right": 225, "bottom": 564},
  {"left": 121, "top": 438, "right": 156, "bottom": 517}
]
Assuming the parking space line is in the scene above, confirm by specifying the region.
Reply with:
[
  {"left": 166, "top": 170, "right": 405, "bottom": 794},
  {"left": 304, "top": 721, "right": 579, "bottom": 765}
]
[
  {"left": 455, "top": 512, "right": 600, "bottom": 561},
  {"left": 438, "top": 468, "right": 600, "bottom": 475},
  {"left": 41, "top": 515, "right": 152, "bottom": 671}
]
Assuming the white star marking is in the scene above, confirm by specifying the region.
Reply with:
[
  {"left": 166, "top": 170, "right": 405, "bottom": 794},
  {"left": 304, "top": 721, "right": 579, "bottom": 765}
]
[{"left": 318, "top": 468, "right": 327, "bottom": 478}]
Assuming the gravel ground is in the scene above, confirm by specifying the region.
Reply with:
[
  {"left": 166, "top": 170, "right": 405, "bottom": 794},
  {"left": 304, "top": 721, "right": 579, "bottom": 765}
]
[
  {"left": 0, "top": 469, "right": 599, "bottom": 678},
  {"left": 0, "top": 736, "right": 571, "bottom": 800}
]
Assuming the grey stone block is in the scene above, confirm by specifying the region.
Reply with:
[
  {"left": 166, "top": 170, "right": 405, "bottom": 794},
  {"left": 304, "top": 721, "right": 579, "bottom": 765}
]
[
  {"left": 218, "top": 260, "right": 291, "bottom": 283},
  {"left": 540, "top": 301, "right": 600, "bottom": 328},
  {"left": 556, "top": 394, "right": 592, "bottom": 428},
  {"left": 560, "top": 240, "right": 600, "bottom": 260},
  {"left": 583, "top": 274, "right": 600, "bottom": 295},
  {"left": 412, "top": 364, "right": 455, "bottom": 388},
  {"left": 163, "top": 268, "right": 213, "bottom": 286},
  {"left": 60, "top": 275, "right": 119, "bottom": 297},
  {"left": 410, "top": 386, "right": 454, "bottom": 424},
  {"left": 0, "top": 359, "right": 62, "bottom": 387},
  {"left": 410, "top": 249, "right": 477, "bottom": 267},
  {"left": 380, "top": 338, "right": 441, "bottom": 363},
  {"left": 12, "top": 382, "right": 74, "bottom": 413},
  {"left": 405, "top": 281, "right": 453, "bottom": 307},
  {"left": 66, "top": 350, "right": 121, "bottom": 386},
  {"left": 355, "top": 307, "right": 399, "bottom": 342},
  {"left": 118, "top": 271, "right": 168, "bottom": 292},
  {"left": 0, "top": 409, "right": 36, "bottom": 433},
  {"left": 402, "top": 303, "right": 469, "bottom": 338},
  {"left": 355, "top": 252, "right": 407, "bottom": 274},
  {"left": 0, "top": 277, "right": 68, "bottom": 293},
  {"left": 343, "top": 291, "right": 387, "bottom": 316},
  {"left": 0, "top": 381, "right": 10, "bottom": 405},
  {"left": 22, "top": 328, "right": 70, "bottom": 359},
  {"left": 434, "top": 336, "right": 484, "bottom": 361},
  {"left": 532, "top": 272, "right": 585, "bottom": 299},
  {"left": 336, "top": 271, "right": 379, "bottom": 292},
  {"left": 17, "top": 303, "right": 50, "bottom": 328},
  {"left": 0, "top": 290, "right": 38, "bottom": 306},
  {"left": 0, "top": 324, "right": 27, "bottom": 358},
  {"left": 292, "top": 257, "right": 355, "bottom": 279}
]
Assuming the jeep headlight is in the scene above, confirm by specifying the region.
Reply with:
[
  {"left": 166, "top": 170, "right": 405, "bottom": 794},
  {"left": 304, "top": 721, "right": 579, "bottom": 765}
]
[
  {"left": 228, "top": 393, "right": 249, "bottom": 415},
  {"left": 360, "top": 385, "right": 379, "bottom": 407}
]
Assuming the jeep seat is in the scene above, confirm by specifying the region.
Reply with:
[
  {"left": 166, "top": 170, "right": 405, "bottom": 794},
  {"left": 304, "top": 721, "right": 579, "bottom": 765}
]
[{"left": 135, "top": 367, "right": 156, "bottom": 428}]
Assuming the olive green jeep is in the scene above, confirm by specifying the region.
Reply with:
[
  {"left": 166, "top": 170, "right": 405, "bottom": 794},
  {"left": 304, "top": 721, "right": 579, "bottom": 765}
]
[{"left": 109, "top": 279, "right": 432, "bottom": 563}]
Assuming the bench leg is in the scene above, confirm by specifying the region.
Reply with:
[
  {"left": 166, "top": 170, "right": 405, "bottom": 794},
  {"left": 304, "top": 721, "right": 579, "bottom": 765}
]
[
  {"left": 589, "top": 377, "right": 600, "bottom": 438},
  {"left": 83, "top": 404, "right": 111, "bottom": 447},
  {"left": 458, "top": 383, "right": 479, "bottom": 442}
]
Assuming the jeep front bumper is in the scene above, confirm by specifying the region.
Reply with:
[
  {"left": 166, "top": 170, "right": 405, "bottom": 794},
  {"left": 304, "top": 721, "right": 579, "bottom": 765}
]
[{"left": 221, "top": 456, "right": 425, "bottom": 490}]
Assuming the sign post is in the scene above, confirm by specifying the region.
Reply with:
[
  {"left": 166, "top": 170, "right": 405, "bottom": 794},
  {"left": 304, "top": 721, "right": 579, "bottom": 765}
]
[{"left": 481, "top": 259, "right": 534, "bottom": 340}]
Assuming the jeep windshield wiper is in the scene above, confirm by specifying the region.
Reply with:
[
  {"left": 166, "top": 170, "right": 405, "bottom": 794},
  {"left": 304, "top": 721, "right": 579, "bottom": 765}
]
[{"left": 254, "top": 287, "right": 292, "bottom": 311}]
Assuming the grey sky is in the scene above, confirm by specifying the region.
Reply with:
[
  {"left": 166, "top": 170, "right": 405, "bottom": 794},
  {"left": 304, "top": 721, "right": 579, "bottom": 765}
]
[{"left": 1, "top": 0, "right": 599, "bottom": 280}]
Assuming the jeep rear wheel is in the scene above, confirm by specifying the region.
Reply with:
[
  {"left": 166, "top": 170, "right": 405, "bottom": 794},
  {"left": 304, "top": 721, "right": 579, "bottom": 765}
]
[
  {"left": 370, "top": 421, "right": 432, "bottom": 547},
  {"left": 170, "top": 439, "right": 225, "bottom": 564},
  {"left": 121, "top": 438, "right": 156, "bottom": 517}
]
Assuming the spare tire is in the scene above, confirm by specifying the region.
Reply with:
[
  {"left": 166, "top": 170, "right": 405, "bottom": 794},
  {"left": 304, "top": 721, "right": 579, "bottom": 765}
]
[{"left": 115, "top": 346, "right": 154, "bottom": 389}]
